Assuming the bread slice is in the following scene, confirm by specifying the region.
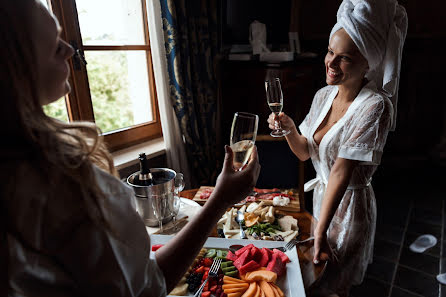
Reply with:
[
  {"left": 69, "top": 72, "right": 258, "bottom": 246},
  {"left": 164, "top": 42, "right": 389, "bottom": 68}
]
[{"left": 277, "top": 215, "right": 298, "bottom": 231}]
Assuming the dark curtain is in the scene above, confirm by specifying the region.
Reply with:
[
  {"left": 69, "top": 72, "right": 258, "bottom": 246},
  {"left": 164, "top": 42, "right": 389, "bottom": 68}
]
[{"left": 160, "top": 0, "right": 221, "bottom": 187}]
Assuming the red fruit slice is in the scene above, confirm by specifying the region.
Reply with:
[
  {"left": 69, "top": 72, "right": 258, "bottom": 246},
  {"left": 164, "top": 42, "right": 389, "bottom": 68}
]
[
  {"left": 272, "top": 249, "right": 290, "bottom": 264},
  {"left": 234, "top": 249, "right": 251, "bottom": 270},
  {"left": 196, "top": 266, "right": 205, "bottom": 274},
  {"left": 227, "top": 250, "right": 238, "bottom": 262},
  {"left": 250, "top": 247, "right": 262, "bottom": 262},
  {"left": 259, "top": 248, "right": 272, "bottom": 267},
  {"left": 235, "top": 244, "right": 255, "bottom": 257},
  {"left": 239, "top": 260, "right": 261, "bottom": 275},
  {"left": 202, "top": 291, "right": 211, "bottom": 297},
  {"left": 203, "top": 257, "right": 213, "bottom": 267},
  {"left": 151, "top": 244, "right": 164, "bottom": 251},
  {"left": 266, "top": 253, "right": 286, "bottom": 276}
]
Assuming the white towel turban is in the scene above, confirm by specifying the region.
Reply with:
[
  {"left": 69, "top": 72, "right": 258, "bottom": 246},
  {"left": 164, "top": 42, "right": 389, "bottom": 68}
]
[{"left": 330, "top": 0, "right": 408, "bottom": 131}]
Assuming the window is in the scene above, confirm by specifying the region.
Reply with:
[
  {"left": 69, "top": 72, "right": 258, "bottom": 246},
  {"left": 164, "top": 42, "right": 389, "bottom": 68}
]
[{"left": 45, "top": 0, "right": 162, "bottom": 151}]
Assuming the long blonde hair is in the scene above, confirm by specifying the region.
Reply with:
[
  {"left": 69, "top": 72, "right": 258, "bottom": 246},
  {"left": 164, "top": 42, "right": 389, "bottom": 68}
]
[{"left": 0, "top": 0, "right": 116, "bottom": 228}]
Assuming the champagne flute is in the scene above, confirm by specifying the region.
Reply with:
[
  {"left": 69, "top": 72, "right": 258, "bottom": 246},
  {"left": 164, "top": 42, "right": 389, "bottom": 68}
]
[
  {"left": 230, "top": 112, "right": 259, "bottom": 171},
  {"left": 168, "top": 195, "right": 182, "bottom": 231},
  {"left": 152, "top": 195, "right": 166, "bottom": 233},
  {"left": 265, "top": 78, "right": 290, "bottom": 137}
]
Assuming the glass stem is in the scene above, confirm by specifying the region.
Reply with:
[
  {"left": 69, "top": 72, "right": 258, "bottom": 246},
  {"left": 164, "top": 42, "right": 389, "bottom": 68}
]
[
  {"left": 158, "top": 219, "right": 163, "bottom": 233},
  {"left": 275, "top": 113, "right": 282, "bottom": 131},
  {"left": 173, "top": 216, "right": 177, "bottom": 231}
]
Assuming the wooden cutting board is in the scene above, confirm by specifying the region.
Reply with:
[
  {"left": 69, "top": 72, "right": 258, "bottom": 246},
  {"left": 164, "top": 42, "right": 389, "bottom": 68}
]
[{"left": 192, "top": 186, "right": 300, "bottom": 212}]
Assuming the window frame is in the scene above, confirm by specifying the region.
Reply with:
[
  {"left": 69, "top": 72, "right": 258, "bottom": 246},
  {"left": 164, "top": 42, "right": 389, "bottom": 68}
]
[{"left": 49, "top": 0, "right": 162, "bottom": 152}]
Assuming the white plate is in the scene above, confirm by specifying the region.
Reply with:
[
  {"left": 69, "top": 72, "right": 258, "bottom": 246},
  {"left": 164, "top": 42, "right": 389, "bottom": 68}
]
[
  {"left": 150, "top": 235, "right": 306, "bottom": 297},
  {"left": 146, "top": 198, "right": 202, "bottom": 234},
  {"left": 180, "top": 197, "right": 202, "bottom": 208}
]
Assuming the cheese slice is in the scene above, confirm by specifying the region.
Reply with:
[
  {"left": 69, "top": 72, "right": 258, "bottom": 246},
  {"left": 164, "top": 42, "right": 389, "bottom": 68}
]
[
  {"left": 273, "top": 230, "right": 294, "bottom": 238},
  {"left": 224, "top": 229, "right": 240, "bottom": 235},
  {"left": 284, "top": 230, "right": 299, "bottom": 242}
]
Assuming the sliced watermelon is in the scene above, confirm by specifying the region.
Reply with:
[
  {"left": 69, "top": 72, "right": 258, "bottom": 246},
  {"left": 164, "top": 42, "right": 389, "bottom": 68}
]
[
  {"left": 151, "top": 244, "right": 164, "bottom": 251},
  {"left": 226, "top": 250, "right": 237, "bottom": 262},
  {"left": 259, "top": 248, "right": 272, "bottom": 267},
  {"left": 266, "top": 253, "right": 286, "bottom": 276},
  {"left": 233, "top": 249, "right": 251, "bottom": 270},
  {"left": 238, "top": 260, "right": 261, "bottom": 275},
  {"left": 250, "top": 246, "right": 262, "bottom": 262},
  {"left": 235, "top": 244, "right": 254, "bottom": 257},
  {"left": 273, "top": 248, "right": 290, "bottom": 263}
]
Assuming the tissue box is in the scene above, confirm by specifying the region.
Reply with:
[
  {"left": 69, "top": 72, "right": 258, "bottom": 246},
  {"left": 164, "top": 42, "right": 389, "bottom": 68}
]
[{"left": 259, "top": 52, "right": 294, "bottom": 62}]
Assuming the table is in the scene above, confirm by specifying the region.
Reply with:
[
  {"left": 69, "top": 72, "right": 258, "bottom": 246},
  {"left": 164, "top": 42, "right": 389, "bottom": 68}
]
[{"left": 180, "top": 189, "right": 325, "bottom": 290}]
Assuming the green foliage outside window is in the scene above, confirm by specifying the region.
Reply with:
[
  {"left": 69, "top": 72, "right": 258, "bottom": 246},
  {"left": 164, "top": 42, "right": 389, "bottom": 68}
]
[
  {"left": 86, "top": 51, "right": 134, "bottom": 133},
  {"left": 43, "top": 51, "right": 134, "bottom": 133},
  {"left": 43, "top": 97, "right": 69, "bottom": 122}
]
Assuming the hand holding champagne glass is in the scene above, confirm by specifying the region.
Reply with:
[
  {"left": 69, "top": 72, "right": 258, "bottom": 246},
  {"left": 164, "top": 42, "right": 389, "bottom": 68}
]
[
  {"left": 265, "top": 78, "right": 290, "bottom": 137},
  {"left": 230, "top": 112, "right": 259, "bottom": 171}
]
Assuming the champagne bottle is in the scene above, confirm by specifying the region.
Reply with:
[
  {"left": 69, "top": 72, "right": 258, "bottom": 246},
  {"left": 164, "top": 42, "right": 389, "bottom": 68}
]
[{"left": 133, "top": 153, "right": 153, "bottom": 186}]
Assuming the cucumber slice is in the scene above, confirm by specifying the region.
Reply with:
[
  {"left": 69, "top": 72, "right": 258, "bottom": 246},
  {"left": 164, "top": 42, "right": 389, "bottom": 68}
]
[
  {"left": 224, "top": 270, "right": 239, "bottom": 277},
  {"left": 222, "top": 266, "right": 236, "bottom": 273},
  {"left": 216, "top": 250, "right": 223, "bottom": 258}
]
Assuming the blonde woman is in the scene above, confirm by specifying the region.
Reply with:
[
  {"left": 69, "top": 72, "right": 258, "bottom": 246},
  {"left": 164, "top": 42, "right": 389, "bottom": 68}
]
[
  {"left": 268, "top": 0, "right": 407, "bottom": 295},
  {"left": 1, "top": 1, "right": 260, "bottom": 296}
]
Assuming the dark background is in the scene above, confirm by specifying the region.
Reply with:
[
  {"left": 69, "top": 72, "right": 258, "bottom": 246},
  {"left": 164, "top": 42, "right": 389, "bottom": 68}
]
[
  {"left": 119, "top": 0, "right": 446, "bottom": 199},
  {"left": 217, "top": 0, "right": 446, "bottom": 208}
]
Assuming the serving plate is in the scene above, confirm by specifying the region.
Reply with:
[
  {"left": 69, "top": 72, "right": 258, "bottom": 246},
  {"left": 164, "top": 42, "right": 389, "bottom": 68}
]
[{"left": 150, "top": 235, "right": 306, "bottom": 297}]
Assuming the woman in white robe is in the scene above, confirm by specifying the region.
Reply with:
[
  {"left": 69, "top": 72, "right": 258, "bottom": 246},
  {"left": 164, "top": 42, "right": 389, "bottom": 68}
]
[{"left": 267, "top": 4, "right": 406, "bottom": 293}]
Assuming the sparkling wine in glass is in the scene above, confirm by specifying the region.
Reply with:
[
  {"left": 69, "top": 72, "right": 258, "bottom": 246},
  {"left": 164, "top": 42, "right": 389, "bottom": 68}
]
[
  {"left": 265, "top": 78, "right": 290, "bottom": 137},
  {"left": 230, "top": 112, "right": 259, "bottom": 171}
]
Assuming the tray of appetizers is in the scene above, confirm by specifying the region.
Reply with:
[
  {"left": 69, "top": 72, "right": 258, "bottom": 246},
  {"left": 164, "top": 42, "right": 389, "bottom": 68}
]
[
  {"left": 150, "top": 235, "right": 306, "bottom": 297},
  {"left": 192, "top": 187, "right": 300, "bottom": 213}
]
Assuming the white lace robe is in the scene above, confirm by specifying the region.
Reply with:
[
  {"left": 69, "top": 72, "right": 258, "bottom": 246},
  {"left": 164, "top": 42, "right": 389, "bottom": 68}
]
[{"left": 299, "top": 81, "right": 393, "bottom": 292}]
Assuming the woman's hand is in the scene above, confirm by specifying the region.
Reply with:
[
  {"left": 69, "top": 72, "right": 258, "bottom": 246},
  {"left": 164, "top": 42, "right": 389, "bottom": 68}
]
[
  {"left": 313, "top": 231, "right": 333, "bottom": 265},
  {"left": 212, "top": 145, "right": 261, "bottom": 207},
  {"left": 267, "top": 112, "right": 297, "bottom": 133}
]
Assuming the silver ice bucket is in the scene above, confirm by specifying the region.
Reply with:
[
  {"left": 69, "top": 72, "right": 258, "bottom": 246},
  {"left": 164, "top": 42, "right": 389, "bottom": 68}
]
[{"left": 127, "top": 168, "right": 185, "bottom": 227}]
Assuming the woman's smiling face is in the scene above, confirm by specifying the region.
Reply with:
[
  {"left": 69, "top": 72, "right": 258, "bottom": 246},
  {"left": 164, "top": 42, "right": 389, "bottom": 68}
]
[
  {"left": 324, "top": 28, "right": 369, "bottom": 88},
  {"left": 33, "top": 3, "right": 74, "bottom": 105}
]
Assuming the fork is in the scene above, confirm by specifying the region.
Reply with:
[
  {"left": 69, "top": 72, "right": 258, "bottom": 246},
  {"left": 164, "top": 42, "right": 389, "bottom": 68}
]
[
  {"left": 272, "top": 236, "right": 315, "bottom": 252},
  {"left": 193, "top": 258, "right": 222, "bottom": 297},
  {"left": 284, "top": 236, "right": 315, "bottom": 251}
]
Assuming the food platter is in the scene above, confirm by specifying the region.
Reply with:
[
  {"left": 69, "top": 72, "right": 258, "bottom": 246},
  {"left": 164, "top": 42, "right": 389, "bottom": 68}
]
[
  {"left": 150, "top": 235, "right": 306, "bottom": 297},
  {"left": 192, "top": 186, "right": 300, "bottom": 212}
]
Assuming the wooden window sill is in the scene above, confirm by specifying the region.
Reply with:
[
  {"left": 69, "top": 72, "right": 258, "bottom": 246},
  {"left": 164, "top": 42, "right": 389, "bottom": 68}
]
[{"left": 112, "top": 137, "right": 165, "bottom": 171}]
